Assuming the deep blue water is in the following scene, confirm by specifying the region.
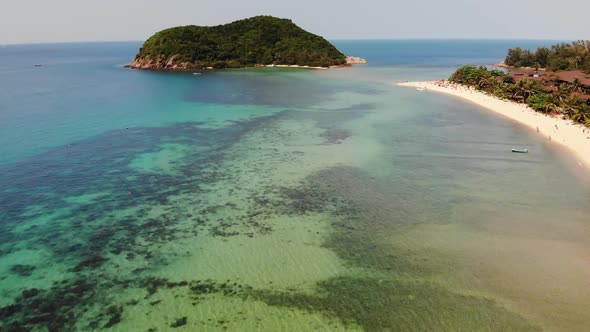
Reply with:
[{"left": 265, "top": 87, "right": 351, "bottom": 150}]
[{"left": 333, "top": 39, "right": 558, "bottom": 67}]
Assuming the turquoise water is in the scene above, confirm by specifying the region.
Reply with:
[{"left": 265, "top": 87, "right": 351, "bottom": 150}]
[{"left": 1, "top": 41, "right": 590, "bottom": 331}]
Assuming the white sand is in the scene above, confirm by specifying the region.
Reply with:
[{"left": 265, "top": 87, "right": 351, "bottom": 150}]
[
  {"left": 274, "top": 64, "right": 329, "bottom": 70},
  {"left": 397, "top": 81, "right": 590, "bottom": 171}
]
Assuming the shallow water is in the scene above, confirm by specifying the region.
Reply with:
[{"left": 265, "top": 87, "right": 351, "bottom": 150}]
[{"left": 1, "top": 41, "right": 589, "bottom": 331}]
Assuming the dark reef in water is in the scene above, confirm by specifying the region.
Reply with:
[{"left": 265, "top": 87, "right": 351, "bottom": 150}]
[
  {"left": 102, "top": 305, "right": 124, "bottom": 329},
  {"left": 0, "top": 113, "right": 285, "bottom": 330},
  {"left": 71, "top": 255, "right": 107, "bottom": 272},
  {"left": 10, "top": 264, "right": 36, "bottom": 277},
  {"left": 0, "top": 277, "right": 98, "bottom": 331},
  {"left": 0, "top": 274, "right": 256, "bottom": 331},
  {"left": 0, "top": 96, "right": 539, "bottom": 331},
  {"left": 170, "top": 316, "right": 187, "bottom": 328},
  {"left": 252, "top": 276, "right": 540, "bottom": 331},
  {"left": 245, "top": 165, "right": 540, "bottom": 330},
  {"left": 320, "top": 128, "right": 352, "bottom": 144}
]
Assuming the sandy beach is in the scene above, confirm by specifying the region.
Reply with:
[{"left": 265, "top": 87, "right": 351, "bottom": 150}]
[{"left": 397, "top": 81, "right": 590, "bottom": 171}]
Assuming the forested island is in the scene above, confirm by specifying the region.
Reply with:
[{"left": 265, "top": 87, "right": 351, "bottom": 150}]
[
  {"left": 128, "top": 16, "right": 362, "bottom": 70},
  {"left": 449, "top": 41, "right": 590, "bottom": 126}
]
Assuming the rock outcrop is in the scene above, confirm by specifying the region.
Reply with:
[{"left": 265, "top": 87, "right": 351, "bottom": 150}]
[{"left": 345, "top": 56, "right": 368, "bottom": 65}]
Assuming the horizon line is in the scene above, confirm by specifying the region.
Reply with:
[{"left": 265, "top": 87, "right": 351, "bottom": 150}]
[{"left": 0, "top": 37, "right": 576, "bottom": 47}]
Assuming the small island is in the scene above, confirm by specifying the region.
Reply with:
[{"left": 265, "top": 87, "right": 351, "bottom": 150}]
[{"left": 128, "top": 16, "right": 366, "bottom": 70}]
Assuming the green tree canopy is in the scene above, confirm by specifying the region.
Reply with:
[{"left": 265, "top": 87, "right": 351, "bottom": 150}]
[
  {"left": 132, "top": 16, "right": 346, "bottom": 69},
  {"left": 504, "top": 41, "right": 590, "bottom": 72},
  {"left": 449, "top": 65, "right": 590, "bottom": 127}
]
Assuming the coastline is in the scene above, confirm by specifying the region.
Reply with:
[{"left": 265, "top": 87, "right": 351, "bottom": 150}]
[
  {"left": 126, "top": 56, "right": 367, "bottom": 71},
  {"left": 124, "top": 64, "right": 334, "bottom": 71},
  {"left": 397, "top": 81, "right": 590, "bottom": 171}
]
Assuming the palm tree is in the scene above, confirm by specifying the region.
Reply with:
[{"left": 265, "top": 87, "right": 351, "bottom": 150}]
[
  {"left": 571, "top": 78, "right": 584, "bottom": 94},
  {"left": 542, "top": 94, "right": 560, "bottom": 113},
  {"left": 512, "top": 80, "right": 526, "bottom": 100},
  {"left": 513, "top": 79, "right": 541, "bottom": 101},
  {"left": 478, "top": 76, "right": 498, "bottom": 91},
  {"left": 570, "top": 103, "right": 590, "bottom": 124},
  {"left": 561, "top": 96, "right": 585, "bottom": 118},
  {"left": 555, "top": 84, "right": 573, "bottom": 104}
]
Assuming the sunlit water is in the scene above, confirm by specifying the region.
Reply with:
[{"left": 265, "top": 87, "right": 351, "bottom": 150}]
[{"left": 1, "top": 41, "right": 589, "bottom": 331}]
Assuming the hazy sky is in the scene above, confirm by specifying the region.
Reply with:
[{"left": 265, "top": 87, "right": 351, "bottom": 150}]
[{"left": 1, "top": 0, "right": 588, "bottom": 44}]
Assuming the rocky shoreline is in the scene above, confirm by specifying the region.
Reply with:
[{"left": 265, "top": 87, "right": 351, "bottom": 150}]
[
  {"left": 126, "top": 55, "right": 367, "bottom": 71},
  {"left": 345, "top": 56, "right": 368, "bottom": 65}
]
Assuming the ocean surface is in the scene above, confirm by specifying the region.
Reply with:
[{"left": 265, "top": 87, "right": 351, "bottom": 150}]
[{"left": 1, "top": 40, "right": 589, "bottom": 331}]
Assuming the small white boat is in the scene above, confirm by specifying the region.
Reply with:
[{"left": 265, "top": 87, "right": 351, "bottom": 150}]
[
  {"left": 192, "top": 72, "right": 202, "bottom": 75},
  {"left": 416, "top": 87, "right": 426, "bottom": 91},
  {"left": 511, "top": 148, "right": 528, "bottom": 153}
]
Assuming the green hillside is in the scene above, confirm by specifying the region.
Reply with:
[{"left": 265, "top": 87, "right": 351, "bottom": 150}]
[{"left": 130, "top": 16, "right": 347, "bottom": 70}]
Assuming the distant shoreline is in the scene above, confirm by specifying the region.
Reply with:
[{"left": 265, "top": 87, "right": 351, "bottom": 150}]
[
  {"left": 124, "top": 64, "right": 336, "bottom": 71},
  {"left": 126, "top": 56, "right": 367, "bottom": 72},
  {"left": 397, "top": 80, "right": 590, "bottom": 171}
]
